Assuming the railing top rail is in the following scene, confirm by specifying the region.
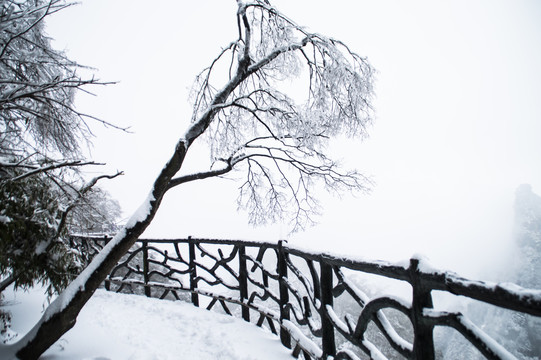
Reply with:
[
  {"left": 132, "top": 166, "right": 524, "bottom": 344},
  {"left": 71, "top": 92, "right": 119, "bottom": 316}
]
[
  {"left": 72, "top": 235, "right": 541, "bottom": 317},
  {"left": 147, "top": 237, "right": 278, "bottom": 248},
  {"left": 421, "top": 267, "right": 541, "bottom": 317},
  {"left": 73, "top": 236, "right": 281, "bottom": 248},
  {"left": 283, "top": 244, "right": 411, "bottom": 282},
  {"left": 141, "top": 237, "right": 281, "bottom": 249},
  {"left": 284, "top": 244, "right": 541, "bottom": 317}
]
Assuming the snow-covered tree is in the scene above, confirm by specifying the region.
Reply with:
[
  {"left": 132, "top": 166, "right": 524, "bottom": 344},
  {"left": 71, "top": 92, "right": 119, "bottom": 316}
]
[
  {"left": 67, "top": 187, "right": 121, "bottom": 236},
  {"left": 439, "top": 184, "right": 541, "bottom": 359},
  {"left": 1, "top": 1, "right": 375, "bottom": 358},
  {"left": 510, "top": 184, "right": 541, "bottom": 357},
  {"left": 0, "top": 0, "right": 121, "bottom": 295},
  {"left": 514, "top": 184, "right": 541, "bottom": 289}
]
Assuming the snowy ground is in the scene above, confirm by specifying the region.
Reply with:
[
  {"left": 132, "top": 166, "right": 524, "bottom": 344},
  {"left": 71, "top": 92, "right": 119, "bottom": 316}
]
[{"left": 1, "top": 286, "right": 293, "bottom": 359}]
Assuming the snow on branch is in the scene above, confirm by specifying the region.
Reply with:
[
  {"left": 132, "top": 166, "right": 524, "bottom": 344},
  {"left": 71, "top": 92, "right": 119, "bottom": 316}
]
[
  {"left": 182, "top": 0, "right": 375, "bottom": 231},
  {"left": 7, "top": 160, "right": 100, "bottom": 182},
  {"left": 0, "top": 0, "right": 125, "bottom": 161},
  {"left": 423, "top": 309, "right": 517, "bottom": 360}
]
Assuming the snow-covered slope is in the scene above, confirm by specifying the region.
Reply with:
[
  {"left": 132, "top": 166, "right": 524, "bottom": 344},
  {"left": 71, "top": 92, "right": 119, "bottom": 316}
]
[{"left": 1, "top": 287, "right": 292, "bottom": 359}]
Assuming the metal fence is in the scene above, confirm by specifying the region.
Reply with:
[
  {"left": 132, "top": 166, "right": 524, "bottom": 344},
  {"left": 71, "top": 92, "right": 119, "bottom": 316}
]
[{"left": 70, "top": 236, "right": 541, "bottom": 360}]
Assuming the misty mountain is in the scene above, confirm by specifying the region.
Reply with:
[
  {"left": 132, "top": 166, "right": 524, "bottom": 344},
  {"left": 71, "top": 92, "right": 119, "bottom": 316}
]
[
  {"left": 439, "top": 184, "right": 541, "bottom": 359},
  {"left": 514, "top": 184, "right": 541, "bottom": 290}
]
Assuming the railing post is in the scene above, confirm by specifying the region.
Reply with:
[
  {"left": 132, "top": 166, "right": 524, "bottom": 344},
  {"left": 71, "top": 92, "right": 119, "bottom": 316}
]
[
  {"left": 104, "top": 234, "right": 110, "bottom": 288},
  {"left": 188, "top": 237, "right": 199, "bottom": 307},
  {"left": 238, "top": 244, "right": 250, "bottom": 322},
  {"left": 278, "top": 240, "right": 291, "bottom": 349},
  {"left": 142, "top": 240, "right": 151, "bottom": 297},
  {"left": 409, "top": 258, "right": 435, "bottom": 360},
  {"left": 320, "top": 260, "right": 336, "bottom": 357}
]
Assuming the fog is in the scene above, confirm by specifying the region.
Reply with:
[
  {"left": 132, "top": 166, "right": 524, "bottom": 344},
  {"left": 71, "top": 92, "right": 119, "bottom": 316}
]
[{"left": 46, "top": 0, "right": 541, "bottom": 279}]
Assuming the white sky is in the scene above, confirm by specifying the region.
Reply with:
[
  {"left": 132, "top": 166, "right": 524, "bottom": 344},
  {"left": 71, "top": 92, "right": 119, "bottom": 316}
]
[{"left": 46, "top": 0, "right": 541, "bottom": 278}]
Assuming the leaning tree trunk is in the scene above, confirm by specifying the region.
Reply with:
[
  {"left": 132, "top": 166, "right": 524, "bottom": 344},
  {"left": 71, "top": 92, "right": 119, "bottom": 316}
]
[
  {"left": 9, "top": 24, "right": 252, "bottom": 360},
  {"left": 5, "top": 3, "right": 317, "bottom": 357},
  {"left": 9, "top": 140, "right": 189, "bottom": 359}
]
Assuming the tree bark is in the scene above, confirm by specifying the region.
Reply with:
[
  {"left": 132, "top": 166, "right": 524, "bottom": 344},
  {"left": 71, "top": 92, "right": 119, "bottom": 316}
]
[
  {"left": 10, "top": 141, "right": 188, "bottom": 359},
  {"left": 0, "top": 275, "right": 15, "bottom": 293}
]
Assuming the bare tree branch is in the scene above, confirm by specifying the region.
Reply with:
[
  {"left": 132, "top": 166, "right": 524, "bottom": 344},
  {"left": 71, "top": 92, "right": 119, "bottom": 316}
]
[
  {"left": 167, "top": 160, "right": 235, "bottom": 189},
  {"left": 52, "top": 171, "right": 124, "bottom": 240},
  {"left": 8, "top": 160, "right": 101, "bottom": 182}
]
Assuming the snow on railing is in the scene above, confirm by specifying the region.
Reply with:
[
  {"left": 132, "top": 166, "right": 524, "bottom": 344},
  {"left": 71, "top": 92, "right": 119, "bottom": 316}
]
[{"left": 70, "top": 236, "right": 541, "bottom": 360}]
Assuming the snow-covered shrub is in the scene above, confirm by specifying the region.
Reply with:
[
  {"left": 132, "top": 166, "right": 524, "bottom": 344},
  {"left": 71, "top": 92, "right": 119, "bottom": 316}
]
[{"left": 0, "top": 173, "right": 82, "bottom": 294}]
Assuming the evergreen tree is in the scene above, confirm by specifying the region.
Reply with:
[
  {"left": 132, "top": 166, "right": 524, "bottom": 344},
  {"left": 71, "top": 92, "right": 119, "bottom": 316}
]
[
  {"left": 0, "top": 0, "right": 120, "bottom": 295},
  {"left": 514, "top": 184, "right": 541, "bottom": 288},
  {"left": 511, "top": 184, "right": 541, "bottom": 357},
  {"left": 440, "top": 184, "right": 541, "bottom": 359}
]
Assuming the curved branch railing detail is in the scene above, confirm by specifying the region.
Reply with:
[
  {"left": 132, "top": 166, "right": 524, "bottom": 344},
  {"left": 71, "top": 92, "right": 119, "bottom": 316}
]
[{"left": 70, "top": 236, "right": 541, "bottom": 360}]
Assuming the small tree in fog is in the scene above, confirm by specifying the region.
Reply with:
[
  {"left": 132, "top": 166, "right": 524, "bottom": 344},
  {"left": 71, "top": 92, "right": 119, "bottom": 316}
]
[{"left": 4, "top": 1, "right": 375, "bottom": 358}]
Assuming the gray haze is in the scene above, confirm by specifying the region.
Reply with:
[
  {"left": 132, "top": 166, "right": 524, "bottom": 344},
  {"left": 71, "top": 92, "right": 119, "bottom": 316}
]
[{"left": 46, "top": 0, "right": 541, "bottom": 278}]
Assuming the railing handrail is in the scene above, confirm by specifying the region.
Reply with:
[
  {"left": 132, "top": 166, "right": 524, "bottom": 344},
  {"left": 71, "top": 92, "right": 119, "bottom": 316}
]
[
  {"left": 133, "top": 237, "right": 541, "bottom": 316},
  {"left": 72, "top": 235, "right": 541, "bottom": 360}
]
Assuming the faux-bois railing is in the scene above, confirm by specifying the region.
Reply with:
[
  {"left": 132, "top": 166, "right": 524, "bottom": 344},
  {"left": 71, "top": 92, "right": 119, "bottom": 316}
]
[{"left": 71, "top": 236, "right": 541, "bottom": 360}]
